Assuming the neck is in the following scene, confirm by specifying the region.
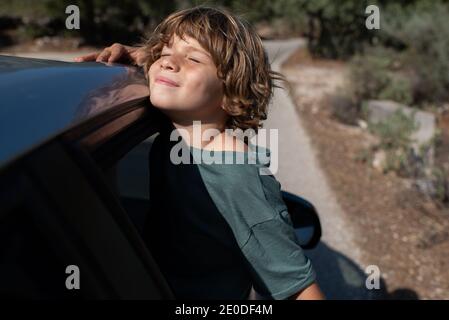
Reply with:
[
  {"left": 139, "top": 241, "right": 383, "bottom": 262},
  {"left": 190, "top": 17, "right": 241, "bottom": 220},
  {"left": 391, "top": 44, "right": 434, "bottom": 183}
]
[{"left": 170, "top": 118, "right": 227, "bottom": 149}]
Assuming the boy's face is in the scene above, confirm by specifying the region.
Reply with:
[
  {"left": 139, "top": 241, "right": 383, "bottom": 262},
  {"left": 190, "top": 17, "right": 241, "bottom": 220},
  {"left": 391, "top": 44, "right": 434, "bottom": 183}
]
[{"left": 148, "top": 34, "right": 228, "bottom": 125}]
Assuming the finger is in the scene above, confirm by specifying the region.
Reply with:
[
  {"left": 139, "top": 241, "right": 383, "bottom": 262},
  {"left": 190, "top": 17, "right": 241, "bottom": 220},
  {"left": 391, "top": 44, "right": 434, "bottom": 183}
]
[
  {"left": 132, "top": 47, "right": 147, "bottom": 66},
  {"left": 96, "top": 49, "right": 112, "bottom": 62},
  {"left": 73, "top": 52, "right": 99, "bottom": 62},
  {"left": 108, "top": 45, "right": 126, "bottom": 63}
]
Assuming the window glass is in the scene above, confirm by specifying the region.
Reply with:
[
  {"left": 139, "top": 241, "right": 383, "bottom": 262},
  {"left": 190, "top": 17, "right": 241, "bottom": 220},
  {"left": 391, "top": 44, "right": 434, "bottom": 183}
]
[{"left": 102, "top": 133, "right": 159, "bottom": 235}]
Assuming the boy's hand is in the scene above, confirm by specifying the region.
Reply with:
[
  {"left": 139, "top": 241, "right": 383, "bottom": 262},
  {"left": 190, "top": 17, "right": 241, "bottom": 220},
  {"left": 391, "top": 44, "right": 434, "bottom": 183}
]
[{"left": 73, "top": 43, "right": 146, "bottom": 66}]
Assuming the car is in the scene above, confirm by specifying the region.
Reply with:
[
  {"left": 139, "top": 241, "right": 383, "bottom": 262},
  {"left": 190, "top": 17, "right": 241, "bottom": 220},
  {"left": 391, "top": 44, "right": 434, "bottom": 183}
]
[{"left": 0, "top": 55, "right": 321, "bottom": 299}]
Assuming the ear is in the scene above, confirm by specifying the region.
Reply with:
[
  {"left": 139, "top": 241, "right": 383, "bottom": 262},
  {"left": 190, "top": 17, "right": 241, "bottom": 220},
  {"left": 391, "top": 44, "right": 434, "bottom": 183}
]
[
  {"left": 220, "top": 95, "right": 239, "bottom": 116},
  {"left": 221, "top": 104, "right": 232, "bottom": 115},
  {"left": 220, "top": 95, "right": 228, "bottom": 111}
]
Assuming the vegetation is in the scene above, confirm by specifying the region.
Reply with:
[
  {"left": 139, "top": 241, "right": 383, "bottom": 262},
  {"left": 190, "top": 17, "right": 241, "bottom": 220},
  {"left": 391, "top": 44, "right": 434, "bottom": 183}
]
[{"left": 367, "top": 109, "right": 419, "bottom": 174}]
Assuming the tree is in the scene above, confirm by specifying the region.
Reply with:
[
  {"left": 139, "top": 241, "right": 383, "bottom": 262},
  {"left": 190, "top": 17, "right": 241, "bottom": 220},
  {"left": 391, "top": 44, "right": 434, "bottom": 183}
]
[{"left": 44, "top": 0, "right": 177, "bottom": 45}]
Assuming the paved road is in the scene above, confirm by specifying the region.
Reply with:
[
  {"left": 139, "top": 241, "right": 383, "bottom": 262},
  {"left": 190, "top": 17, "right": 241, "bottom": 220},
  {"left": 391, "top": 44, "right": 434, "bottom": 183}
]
[
  {"left": 262, "top": 38, "right": 381, "bottom": 299},
  {"left": 2, "top": 44, "right": 381, "bottom": 299}
]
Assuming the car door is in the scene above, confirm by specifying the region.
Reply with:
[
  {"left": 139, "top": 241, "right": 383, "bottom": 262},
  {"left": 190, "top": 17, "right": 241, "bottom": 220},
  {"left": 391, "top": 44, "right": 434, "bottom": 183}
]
[
  {"left": 59, "top": 99, "right": 176, "bottom": 299},
  {"left": 0, "top": 98, "right": 175, "bottom": 299}
]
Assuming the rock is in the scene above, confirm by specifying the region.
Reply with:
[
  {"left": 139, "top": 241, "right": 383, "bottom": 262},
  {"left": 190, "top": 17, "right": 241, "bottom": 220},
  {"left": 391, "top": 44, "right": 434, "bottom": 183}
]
[
  {"left": 357, "top": 119, "right": 368, "bottom": 130},
  {"left": 372, "top": 150, "right": 386, "bottom": 172},
  {"left": 414, "top": 178, "right": 437, "bottom": 198}
]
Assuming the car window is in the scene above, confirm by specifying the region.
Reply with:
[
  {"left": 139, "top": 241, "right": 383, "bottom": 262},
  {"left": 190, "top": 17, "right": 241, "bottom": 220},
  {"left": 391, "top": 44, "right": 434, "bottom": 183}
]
[
  {"left": 103, "top": 133, "right": 159, "bottom": 235},
  {"left": 63, "top": 102, "right": 167, "bottom": 236},
  {"left": 60, "top": 103, "right": 175, "bottom": 299}
]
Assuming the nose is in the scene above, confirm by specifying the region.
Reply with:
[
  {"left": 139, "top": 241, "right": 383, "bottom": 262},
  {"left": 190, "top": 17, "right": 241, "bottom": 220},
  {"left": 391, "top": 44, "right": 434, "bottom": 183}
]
[{"left": 160, "top": 55, "right": 180, "bottom": 71}]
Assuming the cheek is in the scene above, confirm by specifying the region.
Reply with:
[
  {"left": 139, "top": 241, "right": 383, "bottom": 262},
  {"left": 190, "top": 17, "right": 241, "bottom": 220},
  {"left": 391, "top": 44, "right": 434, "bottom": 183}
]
[
  {"left": 148, "top": 62, "right": 164, "bottom": 95},
  {"left": 189, "top": 70, "right": 222, "bottom": 94},
  {"left": 148, "top": 62, "right": 158, "bottom": 83}
]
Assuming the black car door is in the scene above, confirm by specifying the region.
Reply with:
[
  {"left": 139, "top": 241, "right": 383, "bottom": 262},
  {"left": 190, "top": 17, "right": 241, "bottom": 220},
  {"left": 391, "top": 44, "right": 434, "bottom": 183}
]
[{"left": 0, "top": 99, "right": 174, "bottom": 299}]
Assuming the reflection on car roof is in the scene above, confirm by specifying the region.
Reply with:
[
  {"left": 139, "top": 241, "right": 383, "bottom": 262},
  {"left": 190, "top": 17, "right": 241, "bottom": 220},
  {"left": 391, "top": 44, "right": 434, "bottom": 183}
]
[{"left": 0, "top": 55, "right": 149, "bottom": 167}]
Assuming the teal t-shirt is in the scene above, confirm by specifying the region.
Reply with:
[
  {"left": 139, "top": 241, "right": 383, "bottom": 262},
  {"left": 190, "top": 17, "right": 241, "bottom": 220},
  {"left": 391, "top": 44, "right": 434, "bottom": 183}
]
[
  {"left": 144, "top": 127, "right": 316, "bottom": 300},
  {"left": 189, "top": 146, "right": 317, "bottom": 299}
]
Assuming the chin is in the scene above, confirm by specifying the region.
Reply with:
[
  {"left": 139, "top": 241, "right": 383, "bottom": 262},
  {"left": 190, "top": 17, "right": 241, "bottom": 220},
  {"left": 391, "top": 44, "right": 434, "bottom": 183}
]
[{"left": 150, "top": 95, "right": 175, "bottom": 110}]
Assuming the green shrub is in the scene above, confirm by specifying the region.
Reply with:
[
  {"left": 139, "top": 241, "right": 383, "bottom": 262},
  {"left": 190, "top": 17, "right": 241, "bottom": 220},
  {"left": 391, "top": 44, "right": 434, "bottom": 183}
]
[
  {"left": 378, "top": 76, "right": 414, "bottom": 106},
  {"left": 431, "top": 166, "right": 449, "bottom": 204},
  {"left": 18, "top": 0, "right": 178, "bottom": 45},
  {"left": 294, "top": 0, "right": 382, "bottom": 59},
  {"left": 348, "top": 49, "right": 393, "bottom": 102},
  {"left": 367, "top": 108, "right": 420, "bottom": 174},
  {"left": 347, "top": 45, "right": 415, "bottom": 107},
  {"left": 15, "top": 23, "right": 51, "bottom": 41},
  {"left": 382, "top": 1, "right": 449, "bottom": 104},
  {"left": 368, "top": 108, "right": 419, "bottom": 151}
]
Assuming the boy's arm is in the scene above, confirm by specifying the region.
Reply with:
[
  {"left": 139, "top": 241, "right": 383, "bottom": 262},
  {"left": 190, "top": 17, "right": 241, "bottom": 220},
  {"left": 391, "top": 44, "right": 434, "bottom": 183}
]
[{"left": 288, "top": 282, "right": 325, "bottom": 300}]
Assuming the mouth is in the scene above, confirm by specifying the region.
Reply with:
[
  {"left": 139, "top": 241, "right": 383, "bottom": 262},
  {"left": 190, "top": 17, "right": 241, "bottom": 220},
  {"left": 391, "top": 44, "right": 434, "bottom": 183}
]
[{"left": 155, "top": 76, "right": 179, "bottom": 87}]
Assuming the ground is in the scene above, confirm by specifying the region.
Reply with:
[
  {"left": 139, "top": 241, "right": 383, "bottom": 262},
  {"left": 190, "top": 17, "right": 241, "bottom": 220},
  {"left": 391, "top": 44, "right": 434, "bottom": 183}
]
[{"left": 281, "top": 47, "right": 449, "bottom": 300}]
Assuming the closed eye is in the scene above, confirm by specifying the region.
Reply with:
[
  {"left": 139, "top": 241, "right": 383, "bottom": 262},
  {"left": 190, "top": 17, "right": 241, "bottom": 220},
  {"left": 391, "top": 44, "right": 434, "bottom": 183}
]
[{"left": 160, "top": 54, "right": 200, "bottom": 63}]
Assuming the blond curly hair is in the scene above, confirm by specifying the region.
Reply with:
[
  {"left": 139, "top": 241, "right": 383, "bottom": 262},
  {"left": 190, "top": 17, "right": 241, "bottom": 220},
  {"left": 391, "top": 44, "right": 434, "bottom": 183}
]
[{"left": 140, "top": 5, "right": 287, "bottom": 132}]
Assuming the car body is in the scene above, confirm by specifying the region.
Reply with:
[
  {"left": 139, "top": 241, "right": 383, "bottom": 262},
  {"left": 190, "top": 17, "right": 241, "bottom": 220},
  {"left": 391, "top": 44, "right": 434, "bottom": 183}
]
[{"left": 0, "top": 55, "right": 321, "bottom": 299}]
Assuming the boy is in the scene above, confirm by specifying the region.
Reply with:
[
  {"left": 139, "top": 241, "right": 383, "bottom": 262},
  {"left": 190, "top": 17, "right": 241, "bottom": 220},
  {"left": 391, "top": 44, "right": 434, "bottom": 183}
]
[{"left": 75, "top": 5, "right": 324, "bottom": 300}]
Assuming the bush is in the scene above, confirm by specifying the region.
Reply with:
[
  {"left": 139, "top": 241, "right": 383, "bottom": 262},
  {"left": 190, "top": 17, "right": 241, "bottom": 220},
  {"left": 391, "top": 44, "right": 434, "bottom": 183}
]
[
  {"left": 215, "top": 0, "right": 308, "bottom": 37},
  {"left": 294, "top": 0, "right": 383, "bottom": 59},
  {"left": 15, "top": 23, "right": 52, "bottom": 41},
  {"left": 378, "top": 75, "right": 414, "bottom": 106},
  {"left": 348, "top": 48, "right": 392, "bottom": 102},
  {"left": 347, "top": 45, "right": 415, "bottom": 107},
  {"left": 2, "top": 0, "right": 178, "bottom": 45},
  {"left": 381, "top": 1, "right": 449, "bottom": 104},
  {"left": 368, "top": 108, "right": 419, "bottom": 151},
  {"left": 296, "top": 0, "right": 449, "bottom": 110},
  {"left": 367, "top": 108, "right": 419, "bottom": 174},
  {"left": 349, "top": 47, "right": 413, "bottom": 104},
  {"left": 431, "top": 166, "right": 449, "bottom": 204}
]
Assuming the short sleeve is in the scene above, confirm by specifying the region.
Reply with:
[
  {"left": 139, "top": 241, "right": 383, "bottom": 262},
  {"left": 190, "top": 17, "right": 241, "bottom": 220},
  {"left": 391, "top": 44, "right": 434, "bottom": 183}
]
[
  {"left": 194, "top": 153, "right": 317, "bottom": 300},
  {"left": 241, "top": 210, "right": 316, "bottom": 300}
]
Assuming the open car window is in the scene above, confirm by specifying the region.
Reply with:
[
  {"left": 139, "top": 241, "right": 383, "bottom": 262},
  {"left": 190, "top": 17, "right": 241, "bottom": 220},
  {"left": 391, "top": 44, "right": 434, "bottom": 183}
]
[
  {"left": 60, "top": 102, "right": 174, "bottom": 299},
  {"left": 63, "top": 102, "right": 167, "bottom": 235},
  {"left": 103, "top": 133, "right": 159, "bottom": 235}
]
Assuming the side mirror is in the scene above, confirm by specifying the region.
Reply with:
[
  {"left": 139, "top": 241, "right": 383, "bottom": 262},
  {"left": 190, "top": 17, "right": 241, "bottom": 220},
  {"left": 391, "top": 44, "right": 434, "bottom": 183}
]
[{"left": 281, "top": 191, "right": 321, "bottom": 250}]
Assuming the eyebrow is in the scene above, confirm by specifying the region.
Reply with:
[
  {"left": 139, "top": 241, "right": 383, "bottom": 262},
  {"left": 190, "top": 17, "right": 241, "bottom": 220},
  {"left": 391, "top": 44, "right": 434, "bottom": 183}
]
[
  {"left": 186, "top": 46, "right": 211, "bottom": 57},
  {"left": 165, "top": 43, "right": 211, "bottom": 58}
]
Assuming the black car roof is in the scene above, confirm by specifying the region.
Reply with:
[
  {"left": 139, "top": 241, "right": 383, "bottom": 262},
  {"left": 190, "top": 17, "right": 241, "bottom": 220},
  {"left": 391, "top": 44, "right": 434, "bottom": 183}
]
[{"left": 0, "top": 55, "right": 150, "bottom": 167}]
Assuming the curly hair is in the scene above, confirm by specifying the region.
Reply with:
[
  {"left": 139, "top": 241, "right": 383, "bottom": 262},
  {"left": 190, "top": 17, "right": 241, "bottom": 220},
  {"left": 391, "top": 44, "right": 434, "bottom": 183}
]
[{"left": 139, "top": 5, "right": 288, "bottom": 132}]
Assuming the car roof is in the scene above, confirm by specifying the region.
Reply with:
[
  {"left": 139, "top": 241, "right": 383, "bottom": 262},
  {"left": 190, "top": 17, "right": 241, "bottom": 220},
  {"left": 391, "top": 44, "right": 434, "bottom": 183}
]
[{"left": 0, "top": 55, "right": 150, "bottom": 168}]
